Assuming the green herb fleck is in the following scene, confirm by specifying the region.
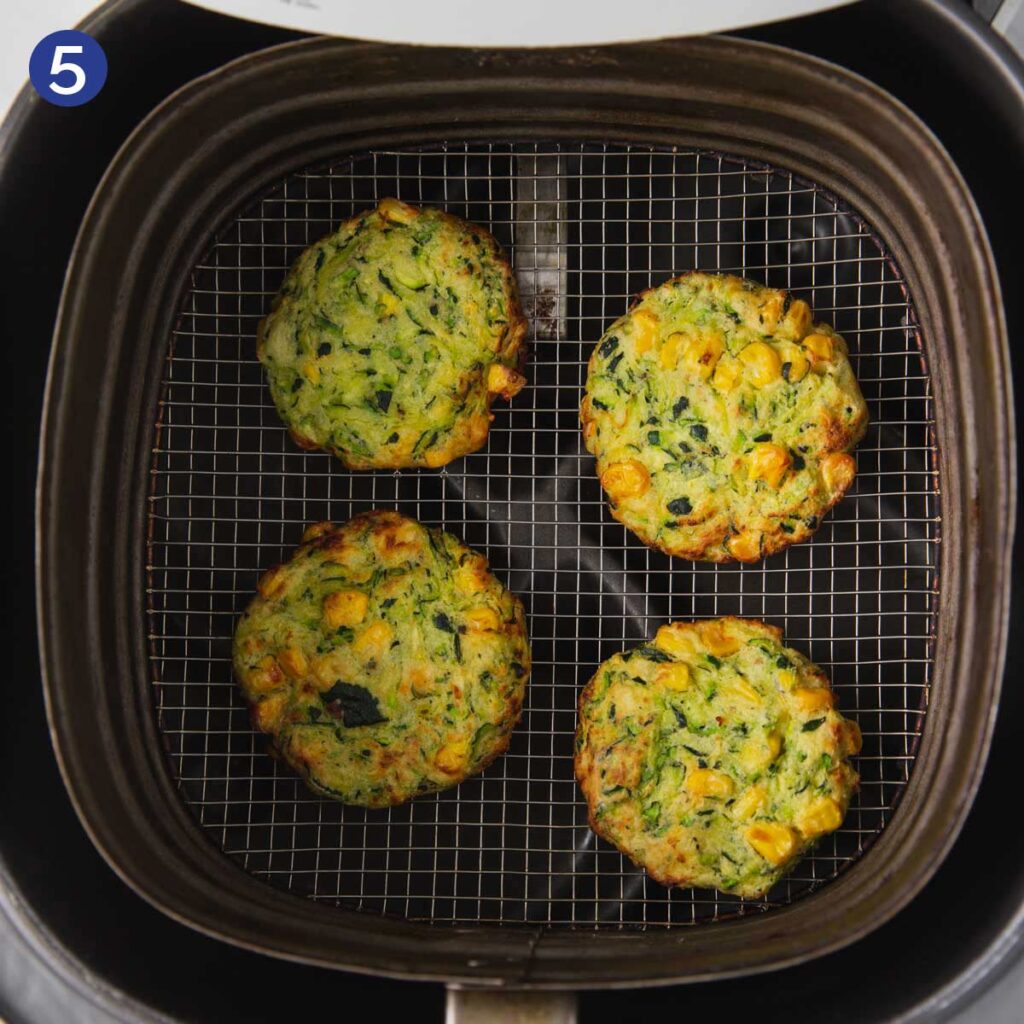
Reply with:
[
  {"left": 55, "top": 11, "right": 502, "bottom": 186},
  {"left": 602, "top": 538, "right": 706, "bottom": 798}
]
[{"left": 633, "top": 645, "right": 673, "bottom": 663}]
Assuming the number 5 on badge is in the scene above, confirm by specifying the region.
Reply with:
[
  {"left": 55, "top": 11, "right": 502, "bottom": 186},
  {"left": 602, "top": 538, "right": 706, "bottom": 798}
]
[{"left": 29, "top": 30, "right": 108, "bottom": 108}]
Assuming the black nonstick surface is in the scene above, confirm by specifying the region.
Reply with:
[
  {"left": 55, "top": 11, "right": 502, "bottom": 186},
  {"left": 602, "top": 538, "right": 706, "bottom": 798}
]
[{"left": 4, "top": 0, "right": 1022, "bottom": 1021}]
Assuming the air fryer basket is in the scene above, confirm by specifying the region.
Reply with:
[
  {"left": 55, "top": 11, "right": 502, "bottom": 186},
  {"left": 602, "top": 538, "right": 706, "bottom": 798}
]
[
  {"left": 38, "top": 39, "right": 1012, "bottom": 986},
  {"left": 152, "top": 142, "right": 935, "bottom": 927}
]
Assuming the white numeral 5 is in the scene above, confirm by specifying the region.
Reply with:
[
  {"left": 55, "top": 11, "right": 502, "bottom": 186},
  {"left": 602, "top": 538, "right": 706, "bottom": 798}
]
[{"left": 49, "top": 45, "right": 86, "bottom": 96}]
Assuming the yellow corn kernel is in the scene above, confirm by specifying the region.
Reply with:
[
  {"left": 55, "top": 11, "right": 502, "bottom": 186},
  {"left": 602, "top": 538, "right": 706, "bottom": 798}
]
[
  {"left": 631, "top": 308, "right": 660, "bottom": 355},
  {"left": 277, "top": 646, "right": 308, "bottom": 679},
  {"left": 793, "top": 686, "right": 834, "bottom": 715},
  {"left": 686, "top": 768, "right": 735, "bottom": 799},
  {"left": 659, "top": 331, "right": 686, "bottom": 369},
  {"left": 784, "top": 299, "right": 813, "bottom": 337},
  {"left": 465, "top": 606, "right": 500, "bottom": 632},
  {"left": 777, "top": 342, "right": 810, "bottom": 383},
  {"left": 404, "top": 666, "right": 433, "bottom": 697},
  {"left": 247, "top": 655, "right": 284, "bottom": 695},
  {"left": 311, "top": 658, "right": 341, "bottom": 691},
  {"left": 323, "top": 590, "right": 369, "bottom": 629},
  {"left": 654, "top": 624, "right": 698, "bottom": 658},
  {"left": 253, "top": 693, "right": 288, "bottom": 732},
  {"left": 758, "top": 292, "right": 785, "bottom": 333},
  {"left": 731, "top": 785, "right": 766, "bottom": 821},
  {"left": 795, "top": 796, "right": 844, "bottom": 838},
  {"left": 745, "top": 822, "right": 798, "bottom": 865},
  {"left": 600, "top": 460, "right": 651, "bottom": 502},
  {"left": 748, "top": 443, "right": 792, "bottom": 488},
  {"left": 486, "top": 362, "right": 526, "bottom": 399},
  {"left": 655, "top": 663, "right": 691, "bottom": 692},
  {"left": 435, "top": 739, "right": 470, "bottom": 775},
  {"left": 372, "top": 519, "right": 423, "bottom": 563},
  {"left": 710, "top": 354, "right": 740, "bottom": 392},
  {"left": 723, "top": 677, "right": 763, "bottom": 706},
  {"left": 353, "top": 621, "right": 393, "bottom": 659},
  {"left": 682, "top": 330, "right": 724, "bottom": 380},
  {"left": 842, "top": 719, "right": 863, "bottom": 755},
  {"left": 727, "top": 530, "right": 762, "bottom": 562},
  {"left": 378, "top": 290, "right": 401, "bottom": 316},
  {"left": 303, "top": 361, "right": 321, "bottom": 384},
  {"left": 820, "top": 452, "right": 856, "bottom": 496},
  {"left": 257, "top": 565, "right": 288, "bottom": 600},
  {"left": 777, "top": 668, "right": 798, "bottom": 690},
  {"left": 803, "top": 332, "right": 835, "bottom": 365},
  {"left": 697, "top": 619, "right": 742, "bottom": 657},
  {"left": 455, "top": 561, "right": 488, "bottom": 594},
  {"left": 301, "top": 521, "right": 334, "bottom": 543},
  {"left": 738, "top": 341, "right": 782, "bottom": 387},
  {"left": 378, "top": 196, "right": 418, "bottom": 224},
  {"left": 739, "top": 731, "right": 783, "bottom": 774}
]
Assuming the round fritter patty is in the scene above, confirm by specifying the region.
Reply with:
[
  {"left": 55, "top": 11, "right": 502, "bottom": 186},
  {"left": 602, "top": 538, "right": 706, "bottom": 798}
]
[
  {"left": 581, "top": 273, "right": 868, "bottom": 562},
  {"left": 257, "top": 198, "right": 528, "bottom": 469},
  {"left": 575, "top": 617, "right": 861, "bottom": 898},
  {"left": 232, "top": 511, "right": 531, "bottom": 807}
]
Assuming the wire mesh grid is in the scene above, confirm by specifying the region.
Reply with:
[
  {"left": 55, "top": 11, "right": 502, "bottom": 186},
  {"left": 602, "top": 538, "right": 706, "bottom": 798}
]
[{"left": 147, "top": 142, "right": 938, "bottom": 928}]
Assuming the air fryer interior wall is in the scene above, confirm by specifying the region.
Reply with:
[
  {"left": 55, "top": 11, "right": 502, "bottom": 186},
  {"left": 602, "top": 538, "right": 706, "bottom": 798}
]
[
  {"left": 3, "top": 0, "right": 1021, "bottom": 1020},
  {"left": 37, "top": 29, "right": 1012, "bottom": 987}
]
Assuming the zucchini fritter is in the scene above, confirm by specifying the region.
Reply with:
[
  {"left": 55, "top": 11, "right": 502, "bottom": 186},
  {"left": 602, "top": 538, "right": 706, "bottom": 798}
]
[
  {"left": 575, "top": 618, "right": 861, "bottom": 897},
  {"left": 233, "top": 511, "right": 531, "bottom": 807},
  {"left": 258, "top": 198, "right": 528, "bottom": 469},
  {"left": 582, "top": 273, "right": 868, "bottom": 562}
]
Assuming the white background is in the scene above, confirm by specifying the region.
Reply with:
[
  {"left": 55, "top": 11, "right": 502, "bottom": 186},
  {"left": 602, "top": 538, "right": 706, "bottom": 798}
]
[
  {"left": 3, "top": 0, "right": 99, "bottom": 120},
  {"left": 4, "top": 0, "right": 858, "bottom": 121}
]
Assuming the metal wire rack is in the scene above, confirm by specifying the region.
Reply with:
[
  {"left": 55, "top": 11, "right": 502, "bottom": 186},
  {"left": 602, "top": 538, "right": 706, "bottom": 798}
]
[{"left": 147, "top": 142, "right": 938, "bottom": 928}]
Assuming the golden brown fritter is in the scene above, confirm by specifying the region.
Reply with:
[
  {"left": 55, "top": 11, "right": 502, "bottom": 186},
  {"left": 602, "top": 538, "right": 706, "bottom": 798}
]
[
  {"left": 582, "top": 273, "right": 868, "bottom": 562},
  {"left": 575, "top": 617, "right": 861, "bottom": 897},
  {"left": 233, "top": 511, "right": 531, "bottom": 807},
  {"left": 258, "top": 198, "right": 528, "bottom": 469}
]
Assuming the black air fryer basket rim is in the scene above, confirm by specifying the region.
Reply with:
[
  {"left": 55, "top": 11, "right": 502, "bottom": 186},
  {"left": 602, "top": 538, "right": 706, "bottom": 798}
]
[{"left": 36, "top": 35, "right": 1014, "bottom": 986}]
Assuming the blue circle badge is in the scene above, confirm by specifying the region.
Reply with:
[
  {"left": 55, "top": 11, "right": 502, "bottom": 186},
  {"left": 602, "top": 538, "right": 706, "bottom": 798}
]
[{"left": 29, "top": 30, "right": 107, "bottom": 107}]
